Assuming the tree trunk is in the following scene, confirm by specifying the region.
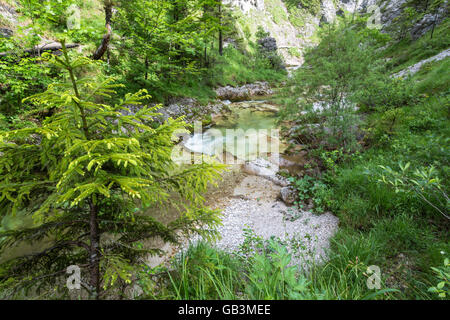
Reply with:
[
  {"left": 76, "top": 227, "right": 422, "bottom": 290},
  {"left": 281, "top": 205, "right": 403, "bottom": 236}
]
[
  {"left": 145, "top": 55, "right": 149, "bottom": 80},
  {"left": 218, "top": 2, "right": 223, "bottom": 56},
  {"left": 430, "top": 13, "right": 438, "bottom": 39},
  {"left": 89, "top": 200, "right": 101, "bottom": 299},
  {"left": 93, "top": 1, "right": 113, "bottom": 60}
]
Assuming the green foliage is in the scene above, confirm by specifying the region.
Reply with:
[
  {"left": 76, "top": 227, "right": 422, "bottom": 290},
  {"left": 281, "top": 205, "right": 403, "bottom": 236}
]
[
  {"left": 355, "top": 76, "right": 417, "bottom": 113},
  {"left": 17, "top": 0, "right": 76, "bottom": 27},
  {"left": 163, "top": 239, "right": 318, "bottom": 300},
  {"left": 286, "top": 6, "right": 306, "bottom": 28},
  {"left": 0, "top": 55, "right": 52, "bottom": 116},
  {"left": 265, "top": 0, "right": 289, "bottom": 25},
  {"left": 255, "top": 26, "right": 270, "bottom": 39},
  {"left": 428, "top": 258, "right": 449, "bottom": 298},
  {"left": 308, "top": 230, "right": 402, "bottom": 300},
  {"left": 288, "top": 47, "right": 301, "bottom": 58},
  {"left": 164, "top": 242, "right": 243, "bottom": 299},
  {"left": 310, "top": 121, "right": 449, "bottom": 297},
  {"left": 0, "top": 36, "right": 53, "bottom": 119},
  {"left": 105, "top": 0, "right": 284, "bottom": 102},
  {"left": 284, "top": 0, "right": 321, "bottom": 16},
  {"left": 288, "top": 175, "right": 330, "bottom": 213},
  {"left": 392, "top": 0, "right": 447, "bottom": 41},
  {"left": 281, "top": 22, "right": 389, "bottom": 151},
  {"left": 0, "top": 1, "right": 107, "bottom": 125},
  {"left": 255, "top": 27, "right": 285, "bottom": 71},
  {"left": 0, "top": 43, "right": 225, "bottom": 298},
  {"left": 391, "top": 6, "right": 420, "bottom": 40},
  {"left": 245, "top": 239, "right": 315, "bottom": 300},
  {"left": 384, "top": 17, "right": 450, "bottom": 74},
  {"left": 206, "top": 46, "right": 286, "bottom": 87},
  {"left": 162, "top": 234, "right": 399, "bottom": 300},
  {"left": 110, "top": 0, "right": 234, "bottom": 101},
  {"left": 377, "top": 162, "right": 449, "bottom": 219},
  {"left": 275, "top": 13, "right": 450, "bottom": 299},
  {"left": 112, "top": 0, "right": 204, "bottom": 98},
  {"left": 413, "top": 58, "right": 450, "bottom": 95},
  {"left": 154, "top": 5, "right": 450, "bottom": 301},
  {"left": 1, "top": 0, "right": 448, "bottom": 301}
]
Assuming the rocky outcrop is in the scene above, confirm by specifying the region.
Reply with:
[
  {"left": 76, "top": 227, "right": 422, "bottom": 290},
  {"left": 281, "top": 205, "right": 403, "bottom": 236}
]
[
  {"left": 409, "top": 3, "right": 449, "bottom": 40},
  {"left": 344, "top": 0, "right": 448, "bottom": 40},
  {"left": 321, "top": 0, "right": 338, "bottom": 25},
  {"left": 243, "top": 158, "right": 289, "bottom": 186},
  {"left": 0, "top": 2, "right": 17, "bottom": 38},
  {"left": 215, "top": 81, "right": 273, "bottom": 101},
  {"left": 319, "top": 0, "right": 379, "bottom": 26},
  {"left": 223, "top": 0, "right": 265, "bottom": 14},
  {"left": 378, "top": 0, "right": 408, "bottom": 26},
  {"left": 393, "top": 48, "right": 450, "bottom": 78},
  {"left": 231, "top": 0, "right": 308, "bottom": 66},
  {"left": 228, "top": 0, "right": 448, "bottom": 69},
  {"left": 339, "top": 0, "right": 379, "bottom": 14},
  {"left": 156, "top": 97, "right": 228, "bottom": 124}
]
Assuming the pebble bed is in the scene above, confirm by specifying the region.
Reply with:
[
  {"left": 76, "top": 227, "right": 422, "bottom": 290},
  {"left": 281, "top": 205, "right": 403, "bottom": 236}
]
[{"left": 185, "top": 197, "right": 339, "bottom": 270}]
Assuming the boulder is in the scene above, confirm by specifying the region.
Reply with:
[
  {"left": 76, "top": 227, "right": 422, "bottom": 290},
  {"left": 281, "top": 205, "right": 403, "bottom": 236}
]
[
  {"left": 156, "top": 97, "right": 227, "bottom": 124},
  {"left": 243, "top": 158, "right": 278, "bottom": 177},
  {"left": 215, "top": 82, "right": 273, "bottom": 102},
  {"left": 243, "top": 158, "right": 290, "bottom": 187},
  {"left": 280, "top": 187, "right": 296, "bottom": 205}
]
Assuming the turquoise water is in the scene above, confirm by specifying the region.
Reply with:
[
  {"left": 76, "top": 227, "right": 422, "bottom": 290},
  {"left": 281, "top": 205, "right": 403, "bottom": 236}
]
[
  {"left": 215, "top": 108, "right": 277, "bottom": 131},
  {"left": 184, "top": 102, "right": 281, "bottom": 160}
]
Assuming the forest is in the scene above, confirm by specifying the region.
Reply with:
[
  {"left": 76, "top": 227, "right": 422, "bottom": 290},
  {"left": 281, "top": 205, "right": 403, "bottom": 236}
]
[{"left": 0, "top": 0, "right": 448, "bottom": 301}]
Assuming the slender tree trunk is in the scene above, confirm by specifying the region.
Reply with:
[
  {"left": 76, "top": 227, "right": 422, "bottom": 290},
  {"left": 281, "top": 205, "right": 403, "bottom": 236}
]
[
  {"left": 218, "top": 2, "right": 223, "bottom": 56},
  {"left": 430, "top": 13, "right": 438, "bottom": 39},
  {"left": 145, "top": 55, "right": 149, "bottom": 80},
  {"left": 89, "top": 200, "right": 100, "bottom": 299},
  {"left": 93, "top": 1, "right": 113, "bottom": 60},
  {"left": 219, "top": 31, "right": 223, "bottom": 56}
]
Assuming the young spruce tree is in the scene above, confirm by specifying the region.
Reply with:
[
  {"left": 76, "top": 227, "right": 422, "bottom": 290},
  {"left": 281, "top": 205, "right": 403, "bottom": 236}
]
[{"left": 0, "top": 42, "right": 225, "bottom": 299}]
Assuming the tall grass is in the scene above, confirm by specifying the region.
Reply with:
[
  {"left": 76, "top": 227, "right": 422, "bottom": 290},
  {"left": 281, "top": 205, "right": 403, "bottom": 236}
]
[
  {"left": 164, "top": 242, "right": 242, "bottom": 300},
  {"left": 158, "top": 239, "right": 398, "bottom": 300}
]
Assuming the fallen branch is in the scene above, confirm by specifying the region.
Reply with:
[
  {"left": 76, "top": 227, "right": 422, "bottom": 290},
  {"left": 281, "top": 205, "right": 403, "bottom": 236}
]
[{"left": 0, "top": 42, "right": 79, "bottom": 58}]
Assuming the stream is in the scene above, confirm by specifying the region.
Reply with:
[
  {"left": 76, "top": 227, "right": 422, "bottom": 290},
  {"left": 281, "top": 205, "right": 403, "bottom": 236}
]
[
  {"left": 0, "top": 97, "right": 339, "bottom": 277},
  {"left": 166, "top": 98, "right": 340, "bottom": 271},
  {"left": 183, "top": 100, "right": 284, "bottom": 161}
]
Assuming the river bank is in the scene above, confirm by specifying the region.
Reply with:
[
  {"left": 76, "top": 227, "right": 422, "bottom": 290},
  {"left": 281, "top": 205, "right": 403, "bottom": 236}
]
[{"left": 146, "top": 86, "right": 340, "bottom": 272}]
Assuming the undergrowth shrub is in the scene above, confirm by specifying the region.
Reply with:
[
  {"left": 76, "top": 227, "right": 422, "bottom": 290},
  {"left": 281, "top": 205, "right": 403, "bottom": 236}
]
[{"left": 164, "top": 240, "right": 320, "bottom": 300}]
